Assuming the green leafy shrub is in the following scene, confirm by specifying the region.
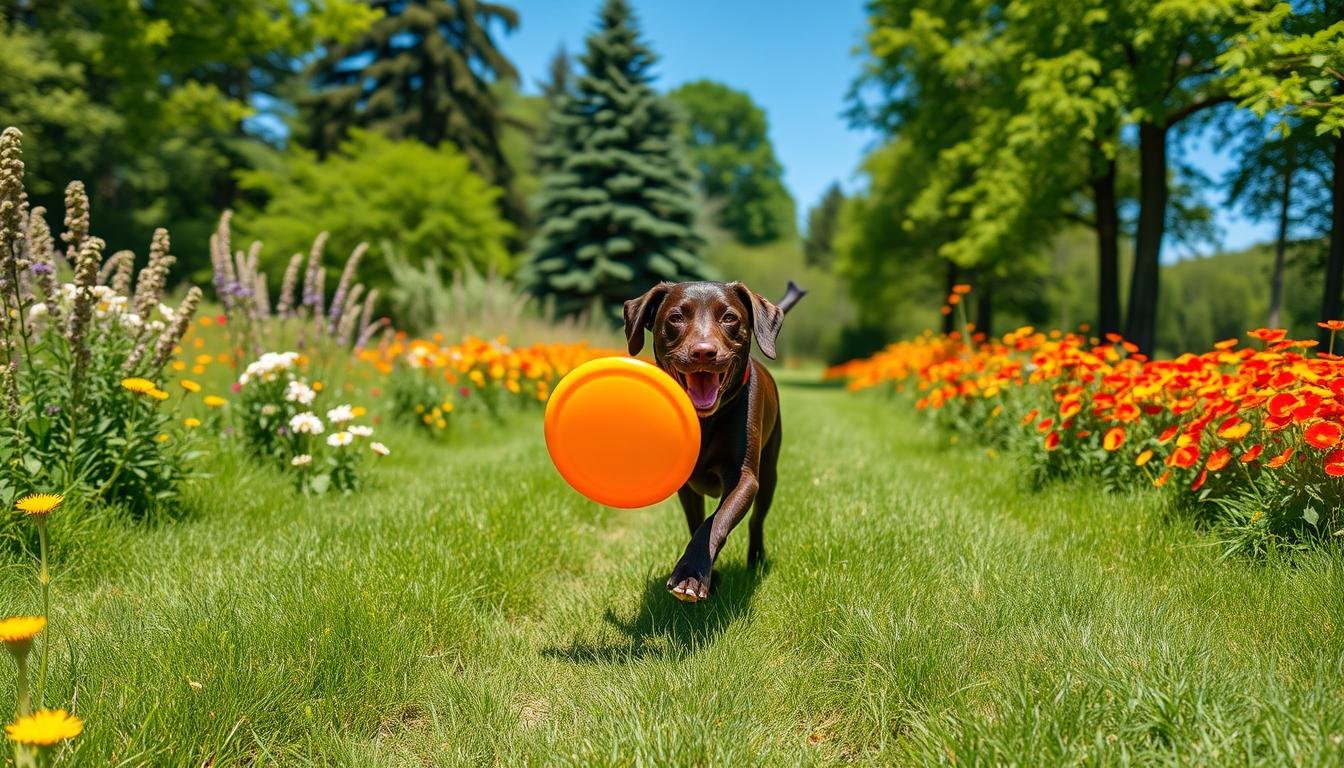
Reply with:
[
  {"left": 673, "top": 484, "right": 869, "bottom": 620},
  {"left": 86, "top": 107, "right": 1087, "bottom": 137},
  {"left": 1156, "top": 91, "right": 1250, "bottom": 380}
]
[
  {"left": 235, "top": 130, "right": 514, "bottom": 288},
  {"left": 0, "top": 127, "right": 204, "bottom": 522}
]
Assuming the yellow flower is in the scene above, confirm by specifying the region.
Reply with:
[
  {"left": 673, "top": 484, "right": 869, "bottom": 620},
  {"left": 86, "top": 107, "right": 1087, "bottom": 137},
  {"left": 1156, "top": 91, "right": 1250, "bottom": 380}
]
[
  {"left": 148, "top": 388, "right": 170, "bottom": 401},
  {"left": 156, "top": 433, "right": 170, "bottom": 443},
  {"left": 15, "top": 493, "right": 62, "bottom": 517},
  {"left": 0, "top": 616, "right": 46, "bottom": 654},
  {"left": 183, "top": 417, "right": 201, "bottom": 429},
  {"left": 5, "top": 709, "right": 84, "bottom": 747},
  {"left": 171, "top": 360, "right": 186, "bottom": 371},
  {"left": 180, "top": 379, "right": 201, "bottom": 393},
  {"left": 351, "top": 405, "right": 367, "bottom": 417},
  {"left": 312, "top": 381, "right": 324, "bottom": 392},
  {"left": 1135, "top": 449, "right": 1154, "bottom": 467},
  {"left": 203, "top": 395, "right": 226, "bottom": 408},
  {"left": 121, "top": 377, "right": 156, "bottom": 395}
]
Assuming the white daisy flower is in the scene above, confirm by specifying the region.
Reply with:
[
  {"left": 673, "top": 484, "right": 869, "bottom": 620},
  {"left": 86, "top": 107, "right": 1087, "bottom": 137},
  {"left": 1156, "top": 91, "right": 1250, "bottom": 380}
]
[
  {"left": 291, "top": 454, "right": 312, "bottom": 467},
  {"left": 348, "top": 425, "right": 373, "bottom": 437},
  {"left": 327, "top": 431, "right": 353, "bottom": 448},
  {"left": 326, "top": 404, "right": 355, "bottom": 424},
  {"left": 370, "top": 441, "right": 390, "bottom": 456},
  {"left": 285, "top": 380, "right": 316, "bottom": 405},
  {"left": 289, "top": 412, "right": 324, "bottom": 435}
]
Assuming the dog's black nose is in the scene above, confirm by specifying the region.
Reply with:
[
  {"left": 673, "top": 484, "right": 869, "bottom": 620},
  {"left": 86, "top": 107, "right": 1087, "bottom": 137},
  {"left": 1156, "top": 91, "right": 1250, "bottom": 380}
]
[{"left": 688, "top": 342, "right": 716, "bottom": 363}]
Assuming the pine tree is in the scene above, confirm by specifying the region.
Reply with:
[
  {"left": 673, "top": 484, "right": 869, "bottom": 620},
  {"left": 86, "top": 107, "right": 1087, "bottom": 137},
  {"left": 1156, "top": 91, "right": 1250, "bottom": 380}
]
[
  {"left": 803, "top": 182, "right": 845, "bottom": 268},
  {"left": 301, "top": 0, "right": 525, "bottom": 224},
  {"left": 525, "top": 0, "right": 707, "bottom": 318}
]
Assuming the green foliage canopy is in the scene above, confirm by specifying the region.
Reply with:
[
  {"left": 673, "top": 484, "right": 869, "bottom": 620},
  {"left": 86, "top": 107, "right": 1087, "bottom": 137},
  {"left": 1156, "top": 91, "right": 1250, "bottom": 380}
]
[
  {"left": 237, "top": 130, "right": 513, "bottom": 287},
  {"left": 667, "top": 80, "right": 795, "bottom": 245}
]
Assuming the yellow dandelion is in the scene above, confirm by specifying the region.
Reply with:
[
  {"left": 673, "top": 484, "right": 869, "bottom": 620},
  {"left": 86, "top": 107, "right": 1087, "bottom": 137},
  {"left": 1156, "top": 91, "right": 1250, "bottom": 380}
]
[
  {"left": 0, "top": 616, "right": 46, "bottom": 653},
  {"left": 6, "top": 709, "right": 84, "bottom": 747},
  {"left": 352, "top": 405, "right": 367, "bottom": 417},
  {"left": 156, "top": 433, "right": 170, "bottom": 443},
  {"left": 180, "top": 379, "right": 201, "bottom": 393},
  {"left": 1135, "top": 449, "right": 1154, "bottom": 467},
  {"left": 171, "top": 360, "right": 186, "bottom": 371},
  {"left": 312, "top": 381, "right": 324, "bottom": 392},
  {"left": 183, "top": 417, "right": 201, "bottom": 429},
  {"left": 147, "top": 388, "right": 170, "bottom": 401},
  {"left": 192, "top": 365, "right": 206, "bottom": 375},
  {"left": 15, "top": 493, "right": 62, "bottom": 517},
  {"left": 202, "top": 395, "right": 226, "bottom": 408},
  {"left": 121, "top": 377, "right": 156, "bottom": 395}
]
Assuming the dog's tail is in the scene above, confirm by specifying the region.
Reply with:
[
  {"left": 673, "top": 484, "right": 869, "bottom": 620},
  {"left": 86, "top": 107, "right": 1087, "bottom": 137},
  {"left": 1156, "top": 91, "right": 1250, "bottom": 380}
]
[{"left": 777, "top": 280, "right": 807, "bottom": 315}]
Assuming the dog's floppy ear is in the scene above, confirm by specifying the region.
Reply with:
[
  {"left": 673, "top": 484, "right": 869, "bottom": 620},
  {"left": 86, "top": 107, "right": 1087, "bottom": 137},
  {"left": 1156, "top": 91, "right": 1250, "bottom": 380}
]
[
  {"left": 730, "top": 282, "right": 784, "bottom": 359},
  {"left": 622, "top": 282, "right": 672, "bottom": 356}
]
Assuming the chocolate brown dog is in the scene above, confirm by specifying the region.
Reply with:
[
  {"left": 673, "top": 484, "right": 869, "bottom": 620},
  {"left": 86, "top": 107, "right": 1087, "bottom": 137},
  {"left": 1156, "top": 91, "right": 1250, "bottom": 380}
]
[{"left": 623, "top": 280, "right": 805, "bottom": 602}]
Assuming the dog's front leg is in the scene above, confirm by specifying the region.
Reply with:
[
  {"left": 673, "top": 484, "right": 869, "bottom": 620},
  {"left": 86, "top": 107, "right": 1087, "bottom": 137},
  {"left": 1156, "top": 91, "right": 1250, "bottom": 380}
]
[{"left": 667, "top": 472, "right": 758, "bottom": 602}]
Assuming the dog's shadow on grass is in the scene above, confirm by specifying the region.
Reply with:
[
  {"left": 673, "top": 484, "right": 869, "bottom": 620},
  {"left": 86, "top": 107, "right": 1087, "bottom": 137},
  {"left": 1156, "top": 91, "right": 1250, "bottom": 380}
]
[{"left": 541, "top": 561, "right": 765, "bottom": 663}]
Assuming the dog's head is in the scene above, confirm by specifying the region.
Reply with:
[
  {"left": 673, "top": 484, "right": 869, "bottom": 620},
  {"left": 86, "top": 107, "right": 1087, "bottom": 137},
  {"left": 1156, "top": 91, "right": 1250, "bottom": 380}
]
[{"left": 623, "top": 281, "right": 783, "bottom": 417}]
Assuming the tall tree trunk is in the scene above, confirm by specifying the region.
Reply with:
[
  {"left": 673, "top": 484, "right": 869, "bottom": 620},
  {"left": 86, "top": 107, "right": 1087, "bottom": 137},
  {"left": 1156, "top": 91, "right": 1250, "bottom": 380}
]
[
  {"left": 1270, "top": 141, "right": 1294, "bottom": 330},
  {"left": 1125, "top": 121, "right": 1168, "bottom": 355},
  {"left": 975, "top": 282, "right": 993, "bottom": 339},
  {"left": 942, "top": 259, "right": 958, "bottom": 335},
  {"left": 1322, "top": 132, "right": 1344, "bottom": 344},
  {"left": 1092, "top": 157, "right": 1121, "bottom": 336}
]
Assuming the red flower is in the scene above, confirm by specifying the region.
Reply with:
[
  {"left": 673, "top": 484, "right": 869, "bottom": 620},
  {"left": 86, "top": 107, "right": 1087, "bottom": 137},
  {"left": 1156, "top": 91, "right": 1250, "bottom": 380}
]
[
  {"left": 1267, "top": 392, "right": 1298, "bottom": 419},
  {"left": 1305, "top": 421, "right": 1342, "bottom": 449},
  {"left": 1240, "top": 444, "right": 1263, "bottom": 463},
  {"left": 1249, "top": 328, "right": 1287, "bottom": 343},
  {"left": 1318, "top": 320, "right": 1344, "bottom": 331},
  {"left": 1044, "top": 431, "right": 1061, "bottom": 451},
  {"left": 1326, "top": 450, "right": 1344, "bottom": 477},
  {"left": 1021, "top": 408, "right": 1039, "bottom": 427},
  {"left": 1191, "top": 469, "right": 1208, "bottom": 491},
  {"left": 1158, "top": 425, "right": 1180, "bottom": 444},
  {"left": 1103, "top": 427, "right": 1125, "bottom": 452},
  {"left": 1167, "top": 444, "right": 1200, "bottom": 469}
]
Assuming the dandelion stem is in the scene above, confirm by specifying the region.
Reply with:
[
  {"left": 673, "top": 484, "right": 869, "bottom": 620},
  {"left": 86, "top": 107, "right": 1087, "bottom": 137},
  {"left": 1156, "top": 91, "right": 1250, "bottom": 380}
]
[
  {"left": 15, "top": 651, "right": 30, "bottom": 717},
  {"left": 35, "top": 519, "right": 50, "bottom": 707}
]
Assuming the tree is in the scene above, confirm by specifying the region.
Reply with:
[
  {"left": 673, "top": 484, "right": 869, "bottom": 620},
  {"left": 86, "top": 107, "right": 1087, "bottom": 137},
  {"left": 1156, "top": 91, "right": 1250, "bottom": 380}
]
[
  {"left": 533, "top": 45, "right": 574, "bottom": 179},
  {"left": 2, "top": 1, "right": 375, "bottom": 278},
  {"left": 1220, "top": 0, "right": 1344, "bottom": 338},
  {"left": 524, "top": 0, "right": 708, "bottom": 319},
  {"left": 667, "top": 80, "right": 795, "bottom": 245},
  {"left": 237, "top": 130, "right": 513, "bottom": 288},
  {"left": 804, "top": 183, "right": 845, "bottom": 268},
  {"left": 302, "top": 0, "right": 525, "bottom": 225},
  {"left": 1224, "top": 118, "right": 1333, "bottom": 327}
]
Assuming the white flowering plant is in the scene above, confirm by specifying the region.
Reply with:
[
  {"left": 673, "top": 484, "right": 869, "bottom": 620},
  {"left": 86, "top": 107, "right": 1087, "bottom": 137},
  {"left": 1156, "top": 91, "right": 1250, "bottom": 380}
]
[{"left": 234, "top": 350, "right": 387, "bottom": 493}]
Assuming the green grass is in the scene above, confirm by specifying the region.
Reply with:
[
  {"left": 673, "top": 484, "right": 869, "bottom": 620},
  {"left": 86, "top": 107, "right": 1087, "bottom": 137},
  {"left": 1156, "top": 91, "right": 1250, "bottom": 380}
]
[{"left": 5, "top": 373, "right": 1344, "bottom": 766}]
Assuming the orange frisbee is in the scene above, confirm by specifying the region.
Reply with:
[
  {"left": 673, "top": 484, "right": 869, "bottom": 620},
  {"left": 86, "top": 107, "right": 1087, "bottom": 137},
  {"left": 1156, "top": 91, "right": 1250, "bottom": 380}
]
[{"left": 544, "top": 356, "right": 700, "bottom": 508}]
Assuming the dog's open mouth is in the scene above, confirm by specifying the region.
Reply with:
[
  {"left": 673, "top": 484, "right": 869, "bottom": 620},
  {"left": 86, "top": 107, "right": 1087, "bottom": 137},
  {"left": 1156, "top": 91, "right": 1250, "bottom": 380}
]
[{"left": 670, "top": 369, "right": 724, "bottom": 411}]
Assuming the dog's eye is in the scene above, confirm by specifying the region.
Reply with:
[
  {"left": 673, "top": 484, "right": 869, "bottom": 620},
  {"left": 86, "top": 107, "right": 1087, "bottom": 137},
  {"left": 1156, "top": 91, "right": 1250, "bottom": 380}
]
[
  {"left": 721, "top": 311, "right": 739, "bottom": 325},
  {"left": 667, "top": 310, "right": 685, "bottom": 325}
]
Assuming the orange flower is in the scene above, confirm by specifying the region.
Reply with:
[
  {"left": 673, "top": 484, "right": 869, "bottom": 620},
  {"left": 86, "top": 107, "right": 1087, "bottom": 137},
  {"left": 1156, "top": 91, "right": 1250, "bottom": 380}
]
[
  {"left": 1205, "top": 447, "right": 1231, "bottom": 472},
  {"left": 1266, "top": 447, "right": 1294, "bottom": 468},
  {"left": 1154, "top": 470, "right": 1171, "bottom": 487},
  {"left": 1267, "top": 392, "right": 1298, "bottom": 419},
  {"left": 1317, "top": 320, "right": 1344, "bottom": 331},
  {"left": 1059, "top": 398, "right": 1082, "bottom": 419},
  {"left": 1021, "top": 408, "right": 1039, "bottom": 427},
  {"left": 1044, "top": 431, "right": 1061, "bottom": 451},
  {"left": 948, "top": 294, "right": 961, "bottom": 306},
  {"left": 1158, "top": 425, "right": 1180, "bottom": 444},
  {"left": 1036, "top": 417, "right": 1055, "bottom": 433},
  {"left": 1240, "top": 444, "right": 1263, "bottom": 463},
  {"left": 1103, "top": 427, "right": 1125, "bottom": 452},
  {"left": 1249, "top": 328, "right": 1287, "bottom": 343},
  {"left": 1167, "top": 444, "right": 1200, "bottom": 469},
  {"left": 1304, "top": 421, "right": 1342, "bottom": 449},
  {"left": 1216, "top": 417, "right": 1251, "bottom": 441},
  {"left": 952, "top": 284, "right": 972, "bottom": 295}
]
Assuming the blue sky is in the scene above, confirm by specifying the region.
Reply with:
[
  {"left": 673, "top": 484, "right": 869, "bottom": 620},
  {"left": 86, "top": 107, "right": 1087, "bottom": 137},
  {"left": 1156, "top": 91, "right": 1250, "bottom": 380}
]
[{"left": 500, "top": 0, "right": 1274, "bottom": 257}]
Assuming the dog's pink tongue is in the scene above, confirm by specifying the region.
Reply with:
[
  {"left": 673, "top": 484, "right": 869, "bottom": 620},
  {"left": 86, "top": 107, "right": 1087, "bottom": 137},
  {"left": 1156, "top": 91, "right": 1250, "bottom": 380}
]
[{"left": 685, "top": 372, "right": 721, "bottom": 410}]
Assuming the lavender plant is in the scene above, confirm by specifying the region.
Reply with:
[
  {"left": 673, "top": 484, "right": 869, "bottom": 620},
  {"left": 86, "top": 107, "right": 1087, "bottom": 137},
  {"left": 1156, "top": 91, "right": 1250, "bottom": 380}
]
[
  {"left": 0, "top": 127, "right": 204, "bottom": 519},
  {"left": 209, "top": 212, "right": 387, "bottom": 366}
]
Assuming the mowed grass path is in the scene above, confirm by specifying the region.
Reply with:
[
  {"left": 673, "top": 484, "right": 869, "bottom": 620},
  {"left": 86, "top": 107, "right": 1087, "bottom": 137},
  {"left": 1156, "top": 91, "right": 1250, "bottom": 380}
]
[{"left": 6, "top": 372, "right": 1344, "bottom": 766}]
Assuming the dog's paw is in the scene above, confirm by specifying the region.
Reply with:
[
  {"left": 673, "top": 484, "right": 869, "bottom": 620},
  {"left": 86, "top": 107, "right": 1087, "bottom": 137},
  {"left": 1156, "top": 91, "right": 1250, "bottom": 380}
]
[{"left": 666, "top": 562, "right": 713, "bottom": 603}]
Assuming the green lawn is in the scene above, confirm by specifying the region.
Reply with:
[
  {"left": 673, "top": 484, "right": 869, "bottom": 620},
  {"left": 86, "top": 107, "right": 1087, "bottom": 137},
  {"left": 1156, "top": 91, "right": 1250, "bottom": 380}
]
[{"left": 6, "top": 373, "right": 1344, "bottom": 766}]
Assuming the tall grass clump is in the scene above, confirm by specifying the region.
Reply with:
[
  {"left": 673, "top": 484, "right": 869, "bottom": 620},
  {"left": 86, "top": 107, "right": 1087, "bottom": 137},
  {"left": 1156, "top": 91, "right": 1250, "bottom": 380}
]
[{"left": 0, "top": 127, "right": 204, "bottom": 522}]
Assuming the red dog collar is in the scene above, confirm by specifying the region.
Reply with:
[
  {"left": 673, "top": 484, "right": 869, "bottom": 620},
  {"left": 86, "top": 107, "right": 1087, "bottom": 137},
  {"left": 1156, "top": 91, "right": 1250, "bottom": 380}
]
[{"left": 742, "top": 365, "right": 751, "bottom": 386}]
